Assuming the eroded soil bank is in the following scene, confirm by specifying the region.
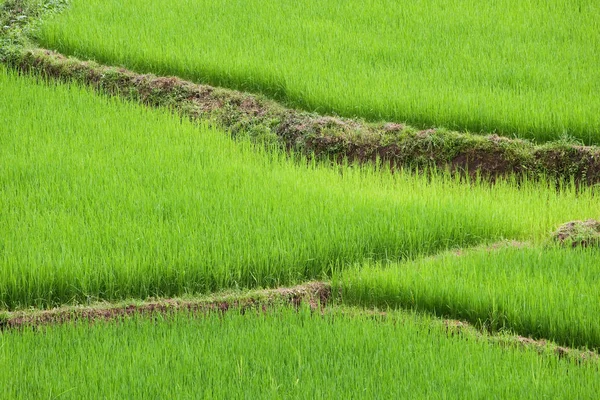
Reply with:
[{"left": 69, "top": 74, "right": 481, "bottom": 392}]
[{"left": 3, "top": 48, "right": 600, "bottom": 185}]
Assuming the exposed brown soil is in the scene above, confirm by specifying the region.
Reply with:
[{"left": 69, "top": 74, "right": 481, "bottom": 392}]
[{"left": 7, "top": 48, "right": 600, "bottom": 185}]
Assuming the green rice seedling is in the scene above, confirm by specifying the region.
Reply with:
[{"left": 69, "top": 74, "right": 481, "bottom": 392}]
[
  {"left": 37, "top": 0, "right": 600, "bottom": 143},
  {"left": 1, "top": 68, "right": 599, "bottom": 309},
  {"left": 335, "top": 246, "right": 600, "bottom": 349},
  {"left": 1, "top": 306, "right": 599, "bottom": 399}
]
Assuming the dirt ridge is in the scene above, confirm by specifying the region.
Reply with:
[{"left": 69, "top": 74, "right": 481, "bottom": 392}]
[
  {"left": 0, "top": 282, "right": 332, "bottom": 330},
  {"left": 3, "top": 1, "right": 600, "bottom": 183},
  {"left": 4, "top": 48, "right": 600, "bottom": 185},
  {"left": 2, "top": 281, "right": 596, "bottom": 363}
]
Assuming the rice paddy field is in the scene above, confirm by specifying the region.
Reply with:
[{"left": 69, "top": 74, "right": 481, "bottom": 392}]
[
  {"left": 37, "top": 0, "right": 600, "bottom": 143},
  {"left": 2, "top": 0, "right": 600, "bottom": 397},
  {"left": 2, "top": 67, "right": 600, "bottom": 309},
  {"left": 336, "top": 246, "right": 600, "bottom": 349},
  {"left": 2, "top": 306, "right": 600, "bottom": 399}
]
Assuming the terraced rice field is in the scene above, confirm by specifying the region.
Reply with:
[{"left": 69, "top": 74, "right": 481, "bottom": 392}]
[
  {"left": 37, "top": 0, "right": 600, "bottom": 142},
  {"left": 1, "top": 0, "right": 600, "bottom": 398},
  {"left": 336, "top": 246, "right": 600, "bottom": 348},
  {"left": 2, "top": 68, "right": 599, "bottom": 309},
  {"left": 3, "top": 306, "right": 600, "bottom": 399}
]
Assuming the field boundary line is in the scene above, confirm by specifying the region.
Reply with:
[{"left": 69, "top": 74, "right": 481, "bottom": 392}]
[
  {"left": 7, "top": 49, "right": 600, "bottom": 185},
  {"left": 0, "top": 282, "right": 332, "bottom": 329},
  {"left": 1, "top": 280, "right": 596, "bottom": 363}
]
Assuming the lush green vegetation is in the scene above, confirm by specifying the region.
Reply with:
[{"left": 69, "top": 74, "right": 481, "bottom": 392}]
[
  {"left": 2, "top": 1, "right": 600, "bottom": 397},
  {"left": 37, "top": 0, "right": 600, "bottom": 143},
  {"left": 3, "top": 68, "right": 600, "bottom": 309},
  {"left": 336, "top": 246, "right": 600, "bottom": 349},
  {"left": 2, "top": 306, "right": 599, "bottom": 399}
]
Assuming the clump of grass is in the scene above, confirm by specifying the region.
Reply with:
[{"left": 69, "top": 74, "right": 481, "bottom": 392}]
[
  {"left": 36, "top": 0, "right": 600, "bottom": 143},
  {"left": 335, "top": 246, "right": 600, "bottom": 349},
  {"left": 1, "top": 306, "right": 599, "bottom": 399},
  {"left": 552, "top": 219, "right": 600, "bottom": 248}
]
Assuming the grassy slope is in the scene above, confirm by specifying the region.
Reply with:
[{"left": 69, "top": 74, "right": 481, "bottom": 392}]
[
  {"left": 336, "top": 246, "right": 600, "bottom": 349},
  {"left": 37, "top": 0, "right": 600, "bottom": 143},
  {"left": 2, "top": 68, "right": 599, "bottom": 309},
  {"left": 2, "top": 306, "right": 599, "bottom": 399}
]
